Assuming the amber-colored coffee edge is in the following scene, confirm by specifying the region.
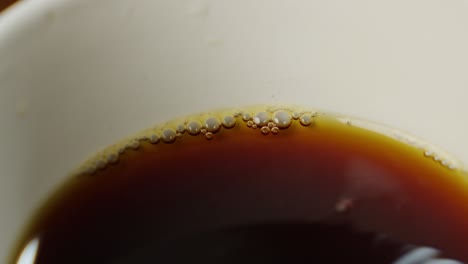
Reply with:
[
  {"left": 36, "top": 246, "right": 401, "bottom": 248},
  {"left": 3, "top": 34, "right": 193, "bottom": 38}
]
[{"left": 8, "top": 105, "right": 468, "bottom": 263}]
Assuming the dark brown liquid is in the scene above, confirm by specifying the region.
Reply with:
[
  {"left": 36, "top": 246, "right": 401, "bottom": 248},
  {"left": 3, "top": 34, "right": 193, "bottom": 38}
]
[{"left": 10, "top": 108, "right": 468, "bottom": 263}]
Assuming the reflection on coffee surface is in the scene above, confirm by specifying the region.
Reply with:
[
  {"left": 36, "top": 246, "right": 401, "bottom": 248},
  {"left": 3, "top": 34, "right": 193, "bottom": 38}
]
[{"left": 10, "top": 106, "right": 468, "bottom": 264}]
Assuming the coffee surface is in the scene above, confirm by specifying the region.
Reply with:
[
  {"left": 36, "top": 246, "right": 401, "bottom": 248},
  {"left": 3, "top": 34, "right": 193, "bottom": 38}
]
[{"left": 10, "top": 106, "right": 468, "bottom": 263}]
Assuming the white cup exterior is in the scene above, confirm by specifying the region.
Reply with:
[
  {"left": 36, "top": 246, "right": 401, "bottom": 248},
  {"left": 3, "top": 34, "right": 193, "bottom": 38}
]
[{"left": 1, "top": 0, "right": 468, "bottom": 262}]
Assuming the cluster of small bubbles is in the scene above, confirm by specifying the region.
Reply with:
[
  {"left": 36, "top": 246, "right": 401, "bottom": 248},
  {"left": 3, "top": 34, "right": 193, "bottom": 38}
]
[
  {"left": 187, "top": 121, "right": 202, "bottom": 135},
  {"left": 149, "top": 134, "right": 160, "bottom": 144},
  {"left": 253, "top": 112, "right": 271, "bottom": 126},
  {"left": 75, "top": 106, "right": 324, "bottom": 176},
  {"left": 423, "top": 149, "right": 458, "bottom": 170},
  {"left": 204, "top": 117, "right": 221, "bottom": 132},
  {"left": 222, "top": 115, "right": 236, "bottom": 128},
  {"left": 273, "top": 110, "right": 292, "bottom": 128},
  {"left": 260, "top": 126, "right": 270, "bottom": 135},
  {"left": 241, "top": 109, "right": 298, "bottom": 135},
  {"left": 75, "top": 106, "right": 467, "bottom": 178},
  {"left": 161, "top": 128, "right": 176, "bottom": 143},
  {"left": 300, "top": 114, "right": 313, "bottom": 126}
]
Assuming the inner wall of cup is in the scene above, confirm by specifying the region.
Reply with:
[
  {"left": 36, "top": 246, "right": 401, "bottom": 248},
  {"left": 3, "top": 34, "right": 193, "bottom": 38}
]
[{"left": 1, "top": 0, "right": 468, "bottom": 262}]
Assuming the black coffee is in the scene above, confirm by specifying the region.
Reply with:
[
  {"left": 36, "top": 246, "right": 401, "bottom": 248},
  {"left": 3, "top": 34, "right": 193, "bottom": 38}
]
[{"left": 10, "top": 106, "right": 468, "bottom": 263}]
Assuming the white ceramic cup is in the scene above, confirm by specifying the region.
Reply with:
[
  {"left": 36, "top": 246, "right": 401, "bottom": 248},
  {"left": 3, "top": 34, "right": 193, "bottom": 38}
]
[{"left": 1, "top": 0, "right": 468, "bottom": 262}]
